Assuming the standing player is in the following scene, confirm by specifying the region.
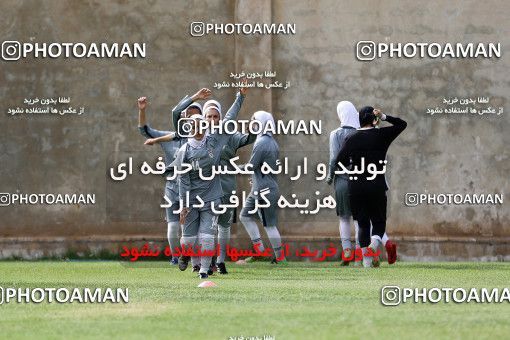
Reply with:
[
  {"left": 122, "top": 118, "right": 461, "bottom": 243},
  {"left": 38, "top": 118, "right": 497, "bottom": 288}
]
[
  {"left": 137, "top": 96, "right": 182, "bottom": 265},
  {"left": 137, "top": 88, "right": 211, "bottom": 265},
  {"left": 170, "top": 89, "right": 211, "bottom": 271},
  {"left": 335, "top": 107, "right": 406, "bottom": 267},
  {"left": 327, "top": 101, "right": 397, "bottom": 265},
  {"left": 239, "top": 111, "right": 285, "bottom": 264},
  {"left": 327, "top": 101, "right": 361, "bottom": 266},
  {"left": 201, "top": 99, "right": 256, "bottom": 274},
  {"left": 176, "top": 88, "right": 247, "bottom": 279}
]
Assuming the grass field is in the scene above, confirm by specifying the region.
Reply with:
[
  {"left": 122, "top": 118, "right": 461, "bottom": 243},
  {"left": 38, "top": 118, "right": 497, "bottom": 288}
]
[{"left": 0, "top": 261, "right": 509, "bottom": 339}]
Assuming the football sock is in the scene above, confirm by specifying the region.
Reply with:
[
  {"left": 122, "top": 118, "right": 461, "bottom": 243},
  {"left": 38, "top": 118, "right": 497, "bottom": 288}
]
[
  {"left": 339, "top": 216, "right": 352, "bottom": 250},
  {"left": 240, "top": 215, "right": 265, "bottom": 252},
  {"left": 217, "top": 224, "right": 230, "bottom": 263},
  {"left": 265, "top": 226, "right": 283, "bottom": 260}
]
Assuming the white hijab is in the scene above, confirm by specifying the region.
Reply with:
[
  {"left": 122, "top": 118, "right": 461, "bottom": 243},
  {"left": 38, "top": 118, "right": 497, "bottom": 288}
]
[
  {"left": 203, "top": 99, "right": 222, "bottom": 119},
  {"left": 186, "top": 114, "right": 208, "bottom": 149},
  {"left": 253, "top": 110, "right": 275, "bottom": 136},
  {"left": 336, "top": 101, "right": 360, "bottom": 129},
  {"left": 185, "top": 102, "right": 202, "bottom": 115}
]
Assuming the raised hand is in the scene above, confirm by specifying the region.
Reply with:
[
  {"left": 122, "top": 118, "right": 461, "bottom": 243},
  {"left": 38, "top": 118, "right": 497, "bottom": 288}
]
[
  {"left": 326, "top": 176, "right": 333, "bottom": 185},
  {"left": 144, "top": 138, "right": 156, "bottom": 146},
  {"left": 180, "top": 208, "right": 189, "bottom": 225},
  {"left": 239, "top": 78, "right": 248, "bottom": 95},
  {"left": 193, "top": 88, "right": 212, "bottom": 101},
  {"left": 137, "top": 97, "right": 148, "bottom": 110}
]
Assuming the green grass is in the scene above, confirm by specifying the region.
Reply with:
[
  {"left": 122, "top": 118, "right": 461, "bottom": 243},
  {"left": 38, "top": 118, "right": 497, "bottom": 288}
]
[{"left": 0, "top": 261, "right": 509, "bottom": 339}]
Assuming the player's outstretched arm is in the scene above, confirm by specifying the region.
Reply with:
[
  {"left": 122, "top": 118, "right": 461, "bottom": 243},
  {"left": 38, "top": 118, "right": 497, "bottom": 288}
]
[
  {"left": 223, "top": 79, "right": 248, "bottom": 122},
  {"left": 144, "top": 132, "right": 176, "bottom": 145}
]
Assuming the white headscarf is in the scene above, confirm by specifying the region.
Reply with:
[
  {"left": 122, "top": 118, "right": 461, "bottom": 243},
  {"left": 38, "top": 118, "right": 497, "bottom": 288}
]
[
  {"left": 253, "top": 110, "right": 275, "bottom": 136},
  {"left": 184, "top": 102, "right": 202, "bottom": 115},
  {"left": 186, "top": 114, "right": 208, "bottom": 149},
  {"left": 336, "top": 101, "right": 360, "bottom": 129},
  {"left": 203, "top": 99, "right": 222, "bottom": 119}
]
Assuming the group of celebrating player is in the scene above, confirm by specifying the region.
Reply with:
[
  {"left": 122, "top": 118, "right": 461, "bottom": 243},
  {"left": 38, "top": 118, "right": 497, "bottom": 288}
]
[
  {"left": 138, "top": 85, "right": 283, "bottom": 279},
  {"left": 137, "top": 85, "right": 406, "bottom": 279}
]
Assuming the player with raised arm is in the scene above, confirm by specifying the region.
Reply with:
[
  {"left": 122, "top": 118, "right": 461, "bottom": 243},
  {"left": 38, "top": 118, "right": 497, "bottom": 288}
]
[
  {"left": 335, "top": 107, "right": 406, "bottom": 267},
  {"left": 201, "top": 88, "right": 256, "bottom": 274},
  {"left": 327, "top": 101, "right": 397, "bottom": 265},
  {"left": 176, "top": 87, "right": 247, "bottom": 279},
  {"left": 137, "top": 88, "right": 211, "bottom": 265},
  {"left": 239, "top": 111, "right": 286, "bottom": 264}
]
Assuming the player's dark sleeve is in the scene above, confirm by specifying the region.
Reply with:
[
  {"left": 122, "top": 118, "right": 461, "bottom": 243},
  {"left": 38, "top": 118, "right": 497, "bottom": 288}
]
[
  {"left": 139, "top": 124, "right": 171, "bottom": 139},
  {"left": 237, "top": 132, "right": 257, "bottom": 149},
  {"left": 334, "top": 136, "right": 352, "bottom": 170},
  {"left": 379, "top": 115, "right": 407, "bottom": 146}
]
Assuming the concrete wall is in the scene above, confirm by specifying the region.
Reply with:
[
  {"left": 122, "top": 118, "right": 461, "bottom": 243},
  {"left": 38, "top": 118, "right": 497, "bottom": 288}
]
[{"left": 0, "top": 0, "right": 508, "bottom": 259}]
